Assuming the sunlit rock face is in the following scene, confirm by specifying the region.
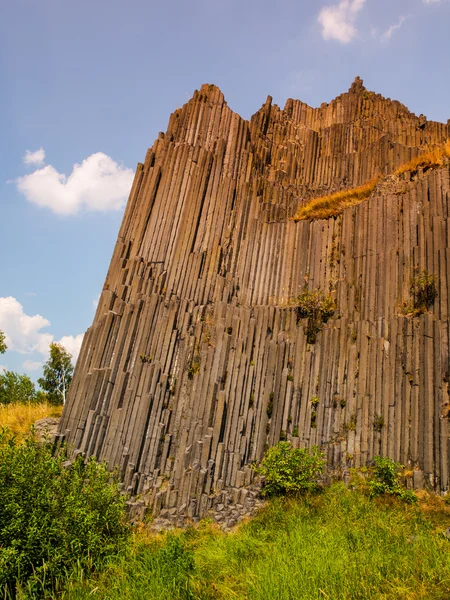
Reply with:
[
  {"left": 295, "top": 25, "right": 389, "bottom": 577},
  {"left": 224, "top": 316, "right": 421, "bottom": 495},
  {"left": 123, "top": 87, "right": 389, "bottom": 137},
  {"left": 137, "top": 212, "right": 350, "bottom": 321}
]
[{"left": 59, "top": 79, "right": 450, "bottom": 518}]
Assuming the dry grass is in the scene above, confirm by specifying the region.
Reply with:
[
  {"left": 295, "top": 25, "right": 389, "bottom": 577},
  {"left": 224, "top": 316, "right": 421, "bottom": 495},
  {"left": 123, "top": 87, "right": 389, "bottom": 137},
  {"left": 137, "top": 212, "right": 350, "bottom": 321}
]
[
  {"left": 395, "top": 140, "right": 450, "bottom": 176},
  {"left": 293, "top": 178, "right": 378, "bottom": 221},
  {"left": 0, "top": 402, "right": 62, "bottom": 435},
  {"left": 293, "top": 140, "right": 450, "bottom": 222}
]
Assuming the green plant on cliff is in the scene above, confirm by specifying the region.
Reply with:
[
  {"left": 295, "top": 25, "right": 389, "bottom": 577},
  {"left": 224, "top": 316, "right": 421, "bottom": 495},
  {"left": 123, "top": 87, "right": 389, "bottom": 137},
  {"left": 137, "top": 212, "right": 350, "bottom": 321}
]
[
  {"left": 399, "top": 269, "right": 438, "bottom": 316},
  {"left": 0, "top": 429, "right": 130, "bottom": 598},
  {"left": 187, "top": 354, "right": 201, "bottom": 380},
  {"left": 294, "top": 288, "right": 336, "bottom": 344},
  {"left": 253, "top": 441, "right": 325, "bottom": 497},
  {"left": 410, "top": 269, "right": 438, "bottom": 312}
]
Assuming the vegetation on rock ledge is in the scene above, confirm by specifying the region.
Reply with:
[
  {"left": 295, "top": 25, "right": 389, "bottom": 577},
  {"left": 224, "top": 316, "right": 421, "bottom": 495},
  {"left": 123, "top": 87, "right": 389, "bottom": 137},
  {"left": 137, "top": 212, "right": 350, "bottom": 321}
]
[{"left": 294, "top": 288, "right": 336, "bottom": 344}]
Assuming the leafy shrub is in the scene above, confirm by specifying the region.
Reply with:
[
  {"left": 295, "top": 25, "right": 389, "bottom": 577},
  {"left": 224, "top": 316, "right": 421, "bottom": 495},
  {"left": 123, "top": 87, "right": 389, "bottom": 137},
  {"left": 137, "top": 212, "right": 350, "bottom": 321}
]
[
  {"left": 294, "top": 288, "right": 336, "bottom": 344},
  {"left": 410, "top": 270, "right": 438, "bottom": 312},
  {"left": 0, "top": 429, "right": 130, "bottom": 598},
  {"left": 399, "top": 270, "right": 438, "bottom": 316},
  {"left": 253, "top": 441, "right": 325, "bottom": 497},
  {"left": 367, "top": 456, "right": 417, "bottom": 503}
]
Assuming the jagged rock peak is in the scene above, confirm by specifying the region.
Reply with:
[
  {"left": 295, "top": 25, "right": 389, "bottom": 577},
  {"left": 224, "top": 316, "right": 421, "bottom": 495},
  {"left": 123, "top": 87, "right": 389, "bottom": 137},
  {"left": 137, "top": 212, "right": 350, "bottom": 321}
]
[
  {"left": 196, "top": 83, "right": 226, "bottom": 105},
  {"left": 349, "top": 75, "right": 365, "bottom": 93}
]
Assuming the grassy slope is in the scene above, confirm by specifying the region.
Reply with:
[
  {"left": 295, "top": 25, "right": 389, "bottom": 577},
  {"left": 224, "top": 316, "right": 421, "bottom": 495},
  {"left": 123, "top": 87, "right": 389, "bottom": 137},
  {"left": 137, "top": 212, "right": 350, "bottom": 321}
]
[
  {"left": 0, "top": 402, "right": 62, "bottom": 435},
  {"left": 63, "top": 484, "right": 450, "bottom": 600}
]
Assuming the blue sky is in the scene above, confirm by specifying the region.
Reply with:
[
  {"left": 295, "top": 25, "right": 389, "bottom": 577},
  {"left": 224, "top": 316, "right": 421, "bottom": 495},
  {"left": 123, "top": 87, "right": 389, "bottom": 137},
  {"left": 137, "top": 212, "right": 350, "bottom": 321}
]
[{"left": 1, "top": 0, "right": 449, "bottom": 378}]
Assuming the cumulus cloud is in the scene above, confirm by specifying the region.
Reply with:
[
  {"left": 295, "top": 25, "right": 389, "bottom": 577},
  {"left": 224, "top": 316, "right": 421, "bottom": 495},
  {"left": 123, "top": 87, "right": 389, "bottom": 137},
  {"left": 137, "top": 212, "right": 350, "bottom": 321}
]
[
  {"left": 15, "top": 152, "right": 134, "bottom": 215},
  {"left": 0, "top": 296, "right": 53, "bottom": 355},
  {"left": 57, "top": 334, "right": 84, "bottom": 364},
  {"left": 0, "top": 297, "right": 83, "bottom": 365},
  {"left": 382, "top": 15, "right": 407, "bottom": 41},
  {"left": 22, "top": 360, "right": 43, "bottom": 371},
  {"left": 23, "top": 147, "right": 46, "bottom": 166},
  {"left": 318, "top": 0, "right": 366, "bottom": 43}
]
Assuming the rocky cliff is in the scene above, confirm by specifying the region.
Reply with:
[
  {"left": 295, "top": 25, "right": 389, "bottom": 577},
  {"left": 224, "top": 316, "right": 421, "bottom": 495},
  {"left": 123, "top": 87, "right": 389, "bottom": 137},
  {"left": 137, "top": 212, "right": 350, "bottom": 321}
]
[{"left": 59, "top": 78, "right": 450, "bottom": 521}]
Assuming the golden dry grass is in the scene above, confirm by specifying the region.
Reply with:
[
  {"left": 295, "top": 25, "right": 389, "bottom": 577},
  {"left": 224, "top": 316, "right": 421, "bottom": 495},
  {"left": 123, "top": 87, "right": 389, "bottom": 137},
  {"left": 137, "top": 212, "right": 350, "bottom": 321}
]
[
  {"left": 0, "top": 402, "right": 62, "bottom": 435},
  {"left": 293, "top": 140, "right": 450, "bottom": 222},
  {"left": 293, "top": 178, "right": 378, "bottom": 221},
  {"left": 395, "top": 140, "right": 450, "bottom": 176}
]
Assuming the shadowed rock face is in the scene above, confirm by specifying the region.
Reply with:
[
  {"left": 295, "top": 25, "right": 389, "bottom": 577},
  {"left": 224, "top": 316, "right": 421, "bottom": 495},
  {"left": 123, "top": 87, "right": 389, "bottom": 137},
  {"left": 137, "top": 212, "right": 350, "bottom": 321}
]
[{"left": 59, "top": 78, "right": 450, "bottom": 519}]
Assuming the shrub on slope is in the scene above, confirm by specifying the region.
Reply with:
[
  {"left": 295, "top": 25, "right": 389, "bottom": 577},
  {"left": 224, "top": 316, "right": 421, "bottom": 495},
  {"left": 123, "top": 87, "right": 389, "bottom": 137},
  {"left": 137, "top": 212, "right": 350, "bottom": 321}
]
[{"left": 0, "top": 429, "right": 130, "bottom": 598}]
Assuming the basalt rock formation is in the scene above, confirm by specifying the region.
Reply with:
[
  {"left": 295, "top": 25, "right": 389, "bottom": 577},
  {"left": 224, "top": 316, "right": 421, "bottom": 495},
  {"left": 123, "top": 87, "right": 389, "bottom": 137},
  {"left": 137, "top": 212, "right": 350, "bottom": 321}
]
[{"left": 59, "top": 78, "right": 450, "bottom": 520}]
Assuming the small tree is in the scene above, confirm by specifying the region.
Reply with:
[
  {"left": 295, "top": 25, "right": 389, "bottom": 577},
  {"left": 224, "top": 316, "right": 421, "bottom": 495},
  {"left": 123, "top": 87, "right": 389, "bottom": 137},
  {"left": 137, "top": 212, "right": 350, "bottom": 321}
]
[
  {"left": 0, "top": 330, "right": 6, "bottom": 355},
  {"left": 38, "top": 343, "right": 74, "bottom": 405},
  {"left": 253, "top": 441, "right": 325, "bottom": 497},
  {"left": 0, "top": 371, "right": 36, "bottom": 405}
]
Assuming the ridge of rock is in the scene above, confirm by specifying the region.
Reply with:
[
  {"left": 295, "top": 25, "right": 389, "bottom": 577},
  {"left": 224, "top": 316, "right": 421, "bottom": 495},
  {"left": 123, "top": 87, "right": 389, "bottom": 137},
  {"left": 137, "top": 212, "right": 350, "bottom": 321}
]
[{"left": 59, "top": 80, "right": 450, "bottom": 522}]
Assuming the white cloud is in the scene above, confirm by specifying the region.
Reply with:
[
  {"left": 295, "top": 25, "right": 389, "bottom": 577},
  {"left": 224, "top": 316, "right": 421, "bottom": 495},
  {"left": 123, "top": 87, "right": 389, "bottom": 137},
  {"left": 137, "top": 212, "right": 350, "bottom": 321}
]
[
  {"left": 22, "top": 360, "right": 43, "bottom": 371},
  {"left": 318, "top": 0, "right": 366, "bottom": 43},
  {"left": 382, "top": 15, "right": 407, "bottom": 41},
  {"left": 23, "top": 147, "right": 46, "bottom": 166},
  {"left": 424, "top": 0, "right": 445, "bottom": 4},
  {"left": 57, "top": 334, "right": 84, "bottom": 364},
  {"left": 0, "top": 297, "right": 84, "bottom": 366},
  {"left": 0, "top": 296, "right": 53, "bottom": 355},
  {"left": 0, "top": 365, "right": 6, "bottom": 373},
  {"left": 15, "top": 152, "right": 134, "bottom": 216}
]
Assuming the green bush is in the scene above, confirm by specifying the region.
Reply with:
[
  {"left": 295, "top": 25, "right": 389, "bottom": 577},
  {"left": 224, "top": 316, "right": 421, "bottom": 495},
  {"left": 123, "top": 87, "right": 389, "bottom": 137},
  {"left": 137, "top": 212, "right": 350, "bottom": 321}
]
[
  {"left": 0, "top": 429, "right": 130, "bottom": 598},
  {"left": 253, "top": 442, "right": 325, "bottom": 497},
  {"left": 294, "top": 288, "right": 336, "bottom": 344},
  {"left": 367, "top": 456, "right": 417, "bottom": 503},
  {"left": 410, "top": 270, "right": 438, "bottom": 312},
  {"left": 400, "top": 270, "right": 438, "bottom": 316}
]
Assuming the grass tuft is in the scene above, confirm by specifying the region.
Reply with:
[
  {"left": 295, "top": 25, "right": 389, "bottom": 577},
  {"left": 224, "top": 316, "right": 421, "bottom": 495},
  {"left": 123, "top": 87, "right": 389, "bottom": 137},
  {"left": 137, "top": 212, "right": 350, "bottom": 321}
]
[
  {"left": 395, "top": 141, "right": 450, "bottom": 176},
  {"left": 293, "top": 139, "right": 450, "bottom": 222},
  {"left": 293, "top": 178, "right": 378, "bottom": 221}
]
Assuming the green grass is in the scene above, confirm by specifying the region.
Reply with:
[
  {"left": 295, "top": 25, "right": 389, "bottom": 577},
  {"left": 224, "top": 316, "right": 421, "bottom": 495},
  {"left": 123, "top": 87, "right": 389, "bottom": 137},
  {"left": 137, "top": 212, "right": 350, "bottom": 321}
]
[{"left": 62, "top": 484, "right": 450, "bottom": 600}]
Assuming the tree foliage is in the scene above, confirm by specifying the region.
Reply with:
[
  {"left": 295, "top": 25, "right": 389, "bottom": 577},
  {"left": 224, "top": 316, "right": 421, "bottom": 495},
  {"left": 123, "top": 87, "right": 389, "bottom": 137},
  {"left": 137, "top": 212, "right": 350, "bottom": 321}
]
[
  {"left": 0, "top": 330, "right": 6, "bottom": 355},
  {"left": 0, "top": 371, "right": 37, "bottom": 405},
  {"left": 253, "top": 442, "right": 325, "bottom": 497},
  {"left": 38, "top": 343, "right": 74, "bottom": 405}
]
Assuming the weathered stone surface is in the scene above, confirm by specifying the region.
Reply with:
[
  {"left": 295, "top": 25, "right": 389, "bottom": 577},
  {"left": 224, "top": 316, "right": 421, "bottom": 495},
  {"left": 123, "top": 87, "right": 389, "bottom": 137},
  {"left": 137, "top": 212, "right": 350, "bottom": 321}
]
[
  {"left": 60, "top": 78, "right": 450, "bottom": 519},
  {"left": 34, "top": 417, "right": 60, "bottom": 441}
]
